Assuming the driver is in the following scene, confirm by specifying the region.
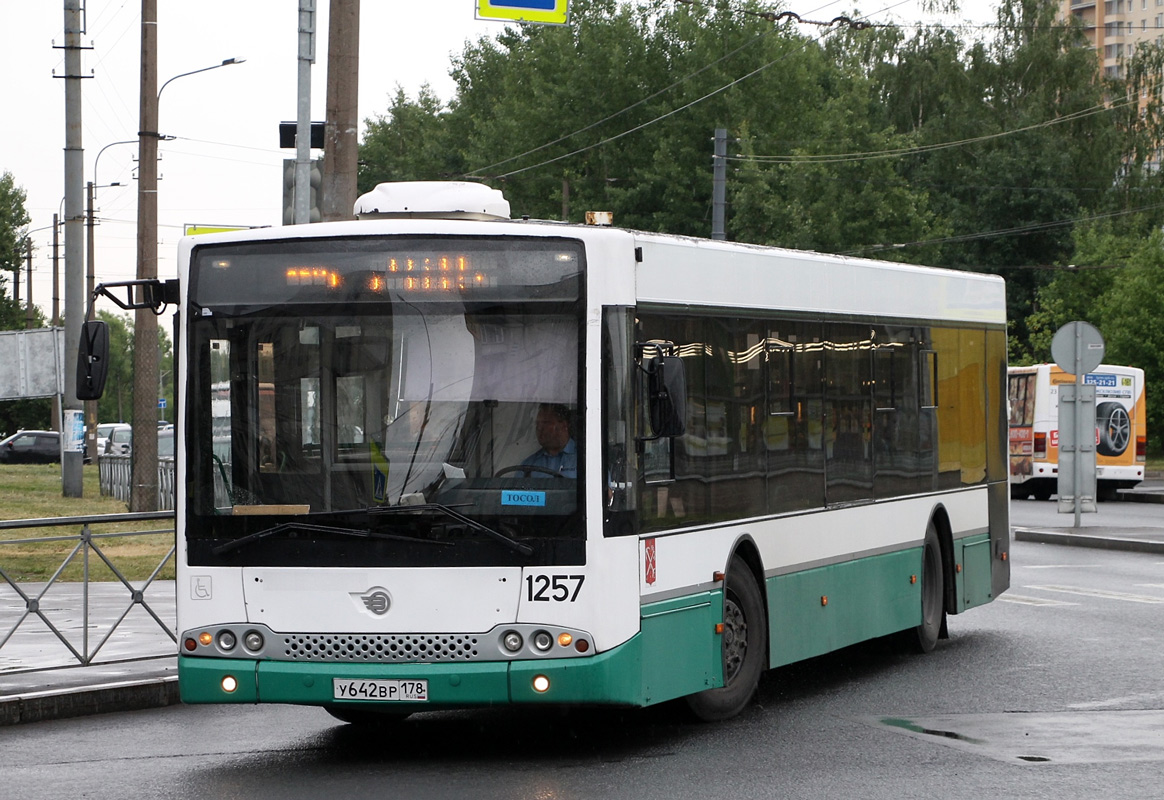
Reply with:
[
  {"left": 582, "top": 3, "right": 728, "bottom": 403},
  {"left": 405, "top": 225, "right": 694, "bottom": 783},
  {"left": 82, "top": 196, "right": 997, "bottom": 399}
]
[{"left": 520, "top": 403, "right": 577, "bottom": 478}]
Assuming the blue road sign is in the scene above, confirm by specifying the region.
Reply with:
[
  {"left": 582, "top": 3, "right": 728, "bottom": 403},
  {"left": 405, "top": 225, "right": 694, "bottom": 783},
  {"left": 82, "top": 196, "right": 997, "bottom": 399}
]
[{"left": 477, "top": 0, "right": 569, "bottom": 25}]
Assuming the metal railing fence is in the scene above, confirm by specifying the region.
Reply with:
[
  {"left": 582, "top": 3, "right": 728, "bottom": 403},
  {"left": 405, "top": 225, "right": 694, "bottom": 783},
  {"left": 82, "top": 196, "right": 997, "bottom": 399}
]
[
  {"left": 99, "top": 455, "right": 176, "bottom": 510},
  {"left": 0, "top": 512, "right": 176, "bottom": 673}
]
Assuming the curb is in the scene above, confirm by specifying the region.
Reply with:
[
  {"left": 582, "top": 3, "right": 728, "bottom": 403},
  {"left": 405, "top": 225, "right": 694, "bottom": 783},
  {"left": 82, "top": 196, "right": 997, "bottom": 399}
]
[
  {"left": 1117, "top": 491, "right": 1164, "bottom": 504},
  {"left": 0, "top": 676, "right": 180, "bottom": 726},
  {"left": 1014, "top": 528, "right": 1164, "bottom": 555}
]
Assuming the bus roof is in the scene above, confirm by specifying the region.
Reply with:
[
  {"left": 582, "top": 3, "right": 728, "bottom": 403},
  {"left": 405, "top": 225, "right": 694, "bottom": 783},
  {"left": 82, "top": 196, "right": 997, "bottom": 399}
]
[{"left": 177, "top": 214, "right": 1005, "bottom": 327}]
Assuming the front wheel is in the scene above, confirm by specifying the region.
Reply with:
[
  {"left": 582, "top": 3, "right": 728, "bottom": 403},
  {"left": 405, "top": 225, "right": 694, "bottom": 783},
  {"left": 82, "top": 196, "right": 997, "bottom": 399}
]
[{"left": 685, "top": 555, "right": 767, "bottom": 722}]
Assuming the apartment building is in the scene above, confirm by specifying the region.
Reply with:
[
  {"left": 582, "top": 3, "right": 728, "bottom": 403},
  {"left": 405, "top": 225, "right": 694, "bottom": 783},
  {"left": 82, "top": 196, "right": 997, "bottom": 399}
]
[{"left": 1066, "top": 0, "right": 1164, "bottom": 77}]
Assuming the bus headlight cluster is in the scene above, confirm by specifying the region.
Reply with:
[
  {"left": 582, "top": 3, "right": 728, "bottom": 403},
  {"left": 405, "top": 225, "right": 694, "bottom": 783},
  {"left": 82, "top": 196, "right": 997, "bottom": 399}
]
[
  {"left": 182, "top": 626, "right": 269, "bottom": 657},
  {"left": 497, "top": 627, "right": 591, "bottom": 657}
]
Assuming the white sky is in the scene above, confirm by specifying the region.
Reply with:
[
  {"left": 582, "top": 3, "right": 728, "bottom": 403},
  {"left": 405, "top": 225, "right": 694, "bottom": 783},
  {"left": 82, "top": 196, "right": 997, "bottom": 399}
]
[{"left": 2, "top": 1, "right": 998, "bottom": 321}]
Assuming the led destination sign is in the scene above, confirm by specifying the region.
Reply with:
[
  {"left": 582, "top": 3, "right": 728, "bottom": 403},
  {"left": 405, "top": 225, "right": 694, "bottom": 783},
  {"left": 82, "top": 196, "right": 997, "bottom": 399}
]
[{"left": 191, "top": 236, "right": 583, "bottom": 306}]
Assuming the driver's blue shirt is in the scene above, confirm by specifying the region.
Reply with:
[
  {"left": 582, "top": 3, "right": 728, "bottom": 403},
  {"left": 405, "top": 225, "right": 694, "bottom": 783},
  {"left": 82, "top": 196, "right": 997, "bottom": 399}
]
[{"left": 520, "top": 439, "right": 577, "bottom": 478}]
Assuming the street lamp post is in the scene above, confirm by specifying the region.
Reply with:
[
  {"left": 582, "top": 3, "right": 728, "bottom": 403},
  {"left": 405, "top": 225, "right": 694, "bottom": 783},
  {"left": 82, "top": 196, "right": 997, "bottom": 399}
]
[
  {"left": 130, "top": 8, "right": 244, "bottom": 510},
  {"left": 85, "top": 139, "right": 135, "bottom": 460},
  {"left": 84, "top": 140, "right": 132, "bottom": 462}
]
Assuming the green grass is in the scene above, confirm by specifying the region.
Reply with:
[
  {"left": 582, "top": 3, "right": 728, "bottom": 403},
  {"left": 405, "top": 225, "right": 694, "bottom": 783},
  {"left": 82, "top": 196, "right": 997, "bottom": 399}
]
[{"left": 0, "top": 464, "right": 175, "bottom": 583}]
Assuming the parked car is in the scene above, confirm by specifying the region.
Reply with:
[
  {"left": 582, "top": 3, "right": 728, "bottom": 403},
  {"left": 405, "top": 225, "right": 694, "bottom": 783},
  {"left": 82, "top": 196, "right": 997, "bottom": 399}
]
[
  {"left": 104, "top": 423, "right": 133, "bottom": 455},
  {"left": 0, "top": 430, "right": 61, "bottom": 464},
  {"left": 158, "top": 426, "right": 175, "bottom": 458},
  {"left": 96, "top": 423, "right": 120, "bottom": 454}
]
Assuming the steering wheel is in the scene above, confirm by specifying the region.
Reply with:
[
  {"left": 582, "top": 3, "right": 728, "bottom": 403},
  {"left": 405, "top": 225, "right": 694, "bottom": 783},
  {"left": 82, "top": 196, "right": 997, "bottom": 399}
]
[{"left": 494, "top": 464, "right": 567, "bottom": 479}]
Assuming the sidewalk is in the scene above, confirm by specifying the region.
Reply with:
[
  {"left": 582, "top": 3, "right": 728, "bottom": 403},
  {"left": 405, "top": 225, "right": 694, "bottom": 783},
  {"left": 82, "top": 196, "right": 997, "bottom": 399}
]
[
  {"left": 0, "top": 582, "right": 179, "bottom": 725},
  {"left": 1012, "top": 483, "right": 1164, "bottom": 554},
  {"left": 3, "top": 487, "right": 1162, "bottom": 727}
]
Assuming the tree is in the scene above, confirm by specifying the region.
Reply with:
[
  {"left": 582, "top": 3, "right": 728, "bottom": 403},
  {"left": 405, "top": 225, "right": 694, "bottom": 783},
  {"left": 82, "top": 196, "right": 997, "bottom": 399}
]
[
  {"left": 88, "top": 310, "right": 173, "bottom": 426},
  {"left": 357, "top": 85, "right": 460, "bottom": 193},
  {"left": 0, "top": 171, "right": 31, "bottom": 329},
  {"left": 1093, "top": 232, "right": 1164, "bottom": 452},
  {"left": 0, "top": 171, "right": 50, "bottom": 436},
  {"left": 353, "top": 0, "right": 1164, "bottom": 446},
  {"left": 96, "top": 311, "right": 135, "bottom": 424}
]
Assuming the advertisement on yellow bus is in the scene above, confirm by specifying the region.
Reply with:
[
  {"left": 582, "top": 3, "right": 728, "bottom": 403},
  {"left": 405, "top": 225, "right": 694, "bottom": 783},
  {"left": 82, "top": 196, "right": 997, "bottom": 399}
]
[{"left": 1009, "top": 364, "right": 1146, "bottom": 501}]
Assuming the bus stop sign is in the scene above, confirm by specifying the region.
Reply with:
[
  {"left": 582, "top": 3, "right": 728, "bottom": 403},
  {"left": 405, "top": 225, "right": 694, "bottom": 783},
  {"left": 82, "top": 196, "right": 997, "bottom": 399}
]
[
  {"left": 1051, "top": 320, "right": 1105, "bottom": 376},
  {"left": 477, "top": 0, "right": 570, "bottom": 25},
  {"left": 1050, "top": 321, "right": 1105, "bottom": 522}
]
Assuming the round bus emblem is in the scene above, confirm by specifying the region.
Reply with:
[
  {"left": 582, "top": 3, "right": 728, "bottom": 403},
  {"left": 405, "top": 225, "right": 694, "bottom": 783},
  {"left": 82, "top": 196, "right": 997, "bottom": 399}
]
[{"left": 357, "top": 588, "right": 392, "bottom": 615}]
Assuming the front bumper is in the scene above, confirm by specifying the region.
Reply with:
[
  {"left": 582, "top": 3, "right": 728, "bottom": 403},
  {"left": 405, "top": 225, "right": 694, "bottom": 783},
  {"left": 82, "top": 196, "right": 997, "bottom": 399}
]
[{"left": 178, "top": 635, "right": 645, "bottom": 708}]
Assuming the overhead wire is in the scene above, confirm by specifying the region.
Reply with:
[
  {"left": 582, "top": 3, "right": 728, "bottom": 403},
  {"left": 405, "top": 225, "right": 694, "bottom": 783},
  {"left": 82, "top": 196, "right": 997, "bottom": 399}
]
[
  {"left": 843, "top": 201, "right": 1164, "bottom": 256},
  {"left": 731, "top": 97, "right": 1140, "bottom": 165},
  {"left": 479, "top": 2, "right": 898, "bottom": 180},
  {"left": 463, "top": 18, "right": 781, "bottom": 177}
]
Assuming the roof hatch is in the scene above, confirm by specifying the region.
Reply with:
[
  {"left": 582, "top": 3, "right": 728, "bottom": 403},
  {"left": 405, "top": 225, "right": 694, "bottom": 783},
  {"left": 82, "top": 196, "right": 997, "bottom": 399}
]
[{"left": 354, "top": 181, "right": 511, "bottom": 221}]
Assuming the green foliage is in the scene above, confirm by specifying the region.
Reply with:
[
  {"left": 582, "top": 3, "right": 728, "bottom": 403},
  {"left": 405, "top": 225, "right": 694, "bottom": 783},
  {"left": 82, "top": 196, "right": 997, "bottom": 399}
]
[
  {"left": 0, "top": 171, "right": 31, "bottom": 328},
  {"left": 95, "top": 311, "right": 134, "bottom": 424},
  {"left": 89, "top": 311, "right": 174, "bottom": 426},
  {"left": 357, "top": 85, "right": 459, "bottom": 192},
  {"left": 354, "top": 0, "right": 1164, "bottom": 451},
  {"left": 1090, "top": 230, "right": 1164, "bottom": 451},
  {"left": 0, "top": 399, "right": 52, "bottom": 440}
]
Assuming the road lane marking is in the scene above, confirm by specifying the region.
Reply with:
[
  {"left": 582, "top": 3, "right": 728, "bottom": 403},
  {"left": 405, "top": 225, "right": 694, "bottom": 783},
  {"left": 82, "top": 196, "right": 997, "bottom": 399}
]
[
  {"left": 1024, "top": 565, "right": 1103, "bottom": 569},
  {"left": 997, "top": 594, "right": 1077, "bottom": 606},
  {"left": 1024, "top": 584, "right": 1164, "bottom": 604}
]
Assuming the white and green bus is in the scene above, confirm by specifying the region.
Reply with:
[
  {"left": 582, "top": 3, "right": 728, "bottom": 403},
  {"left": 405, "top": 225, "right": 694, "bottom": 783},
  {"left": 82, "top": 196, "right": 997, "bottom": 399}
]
[{"left": 85, "top": 182, "right": 1009, "bottom": 723}]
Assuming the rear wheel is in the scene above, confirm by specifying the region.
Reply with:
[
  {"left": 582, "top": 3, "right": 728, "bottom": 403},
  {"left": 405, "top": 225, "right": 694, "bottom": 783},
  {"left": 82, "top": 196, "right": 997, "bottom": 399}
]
[
  {"left": 910, "top": 522, "right": 945, "bottom": 654},
  {"left": 686, "top": 555, "right": 767, "bottom": 722}
]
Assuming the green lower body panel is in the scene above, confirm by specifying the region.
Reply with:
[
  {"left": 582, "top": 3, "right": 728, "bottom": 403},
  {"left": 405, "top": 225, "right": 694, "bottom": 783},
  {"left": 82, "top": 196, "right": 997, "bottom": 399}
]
[
  {"left": 638, "top": 590, "right": 724, "bottom": 704},
  {"left": 957, "top": 533, "right": 994, "bottom": 611},
  {"left": 767, "top": 548, "right": 922, "bottom": 668},
  {"left": 179, "top": 636, "right": 651, "bottom": 709}
]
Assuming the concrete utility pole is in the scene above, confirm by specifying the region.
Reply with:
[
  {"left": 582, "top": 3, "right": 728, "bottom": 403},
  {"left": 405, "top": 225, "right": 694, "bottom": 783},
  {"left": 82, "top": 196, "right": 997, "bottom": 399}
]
[
  {"left": 321, "top": 0, "right": 359, "bottom": 221},
  {"left": 61, "top": 0, "right": 86, "bottom": 497},
  {"left": 711, "top": 128, "right": 727, "bottom": 241},
  {"left": 52, "top": 214, "right": 60, "bottom": 325},
  {"left": 85, "top": 181, "right": 98, "bottom": 461},
  {"left": 132, "top": 0, "right": 160, "bottom": 512},
  {"left": 25, "top": 239, "right": 34, "bottom": 329},
  {"left": 295, "top": 0, "right": 317, "bottom": 224}
]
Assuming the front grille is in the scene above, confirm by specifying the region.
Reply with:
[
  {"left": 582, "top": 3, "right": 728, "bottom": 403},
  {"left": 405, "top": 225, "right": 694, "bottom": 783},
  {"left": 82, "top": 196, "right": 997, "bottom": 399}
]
[{"left": 282, "top": 633, "right": 481, "bottom": 662}]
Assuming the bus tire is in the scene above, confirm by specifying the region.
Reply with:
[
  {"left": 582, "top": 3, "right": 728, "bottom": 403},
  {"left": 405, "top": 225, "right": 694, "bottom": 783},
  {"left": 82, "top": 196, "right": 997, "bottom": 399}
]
[
  {"left": 325, "top": 706, "right": 412, "bottom": 726},
  {"left": 685, "top": 556, "right": 767, "bottom": 722},
  {"left": 1096, "top": 402, "right": 1131, "bottom": 457},
  {"left": 910, "top": 522, "right": 945, "bottom": 654}
]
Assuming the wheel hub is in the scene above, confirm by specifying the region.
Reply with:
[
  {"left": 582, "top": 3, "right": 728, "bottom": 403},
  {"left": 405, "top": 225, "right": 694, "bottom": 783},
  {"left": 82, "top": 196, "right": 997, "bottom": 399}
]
[{"left": 723, "top": 596, "right": 748, "bottom": 684}]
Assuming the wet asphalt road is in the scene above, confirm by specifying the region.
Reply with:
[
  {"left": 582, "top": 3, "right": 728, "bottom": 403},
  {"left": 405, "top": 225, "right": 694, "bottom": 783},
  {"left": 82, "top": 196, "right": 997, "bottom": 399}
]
[{"left": 2, "top": 536, "right": 1162, "bottom": 800}]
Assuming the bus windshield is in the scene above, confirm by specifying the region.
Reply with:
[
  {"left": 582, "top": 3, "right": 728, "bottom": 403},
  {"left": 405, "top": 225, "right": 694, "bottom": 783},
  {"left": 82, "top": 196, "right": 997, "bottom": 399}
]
[{"left": 184, "top": 236, "right": 586, "bottom": 568}]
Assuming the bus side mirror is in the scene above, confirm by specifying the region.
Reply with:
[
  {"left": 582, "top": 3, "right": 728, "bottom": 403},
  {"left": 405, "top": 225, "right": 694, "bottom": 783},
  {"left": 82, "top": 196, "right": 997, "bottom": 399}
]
[
  {"left": 648, "top": 355, "right": 687, "bottom": 438},
  {"left": 76, "top": 319, "right": 110, "bottom": 401}
]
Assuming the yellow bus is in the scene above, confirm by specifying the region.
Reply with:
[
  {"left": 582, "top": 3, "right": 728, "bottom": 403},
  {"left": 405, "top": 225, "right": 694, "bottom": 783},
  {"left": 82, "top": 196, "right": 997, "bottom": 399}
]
[{"left": 1008, "top": 364, "right": 1146, "bottom": 501}]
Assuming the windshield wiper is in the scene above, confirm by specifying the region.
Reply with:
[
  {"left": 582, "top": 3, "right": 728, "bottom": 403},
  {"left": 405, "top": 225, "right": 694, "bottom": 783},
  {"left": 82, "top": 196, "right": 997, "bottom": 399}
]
[
  {"left": 367, "top": 503, "right": 534, "bottom": 556},
  {"left": 211, "top": 521, "right": 455, "bottom": 556}
]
